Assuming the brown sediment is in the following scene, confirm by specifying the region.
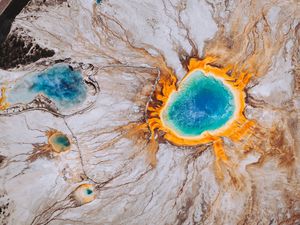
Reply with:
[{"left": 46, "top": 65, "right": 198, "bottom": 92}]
[
  {"left": 244, "top": 122, "right": 296, "bottom": 171},
  {"left": 204, "top": 0, "right": 298, "bottom": 77},
  {"left": 29, "top": 184, "right": 90, "bottom": 225}
]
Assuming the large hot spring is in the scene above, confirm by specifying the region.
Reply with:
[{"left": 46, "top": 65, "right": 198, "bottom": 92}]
[{"left": 161, "top": 70, "right": 235, "bottom": 137}]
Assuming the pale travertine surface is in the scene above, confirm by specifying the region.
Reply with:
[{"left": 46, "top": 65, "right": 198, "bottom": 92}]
[{"left": 0, "top": 0, "right": 300, "bottom": 225}]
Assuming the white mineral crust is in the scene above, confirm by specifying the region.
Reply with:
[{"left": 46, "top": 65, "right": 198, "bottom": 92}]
[{"left": 0, "top": 0, "right": 299, "bottom": 225}]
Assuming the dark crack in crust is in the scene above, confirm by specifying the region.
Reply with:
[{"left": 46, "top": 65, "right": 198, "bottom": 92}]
[
  {"left": 0, "top": 30, "right": 55, "bottom": 70},
  {"left": 0, "top": 192, "right": 13, "bottom": 225},
  {"left": 0, "top": 155, "right": 7, "bottom": 169},
  {"left": 22, "top": 0, "right": 70, "bottom": 14},
  {"left": 30, "top": 0, "right": 68, "bottom": 6}
]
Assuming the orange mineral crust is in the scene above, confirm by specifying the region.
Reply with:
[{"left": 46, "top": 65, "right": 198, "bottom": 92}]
[
  {"left": 147, "top": 57, "right": 255, "bottom": 163},
  {"left": 0, "top": 87, "right": 9, "bottom": 110}
]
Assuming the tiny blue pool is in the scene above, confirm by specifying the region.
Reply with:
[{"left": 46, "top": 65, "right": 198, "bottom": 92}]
[
  {"left": 162, "top": 70, "right": 235, "bottom": 137},
  {"left": 8, "top": 65, "right": 87, "bottom": 109},
  {"left": 52, "top": 134, "right": 70, "bottom": 148}
]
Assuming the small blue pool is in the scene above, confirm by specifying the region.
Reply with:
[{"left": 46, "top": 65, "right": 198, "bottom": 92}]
[
  {"left": 8, "top": 65, "right": 87, "bottom": 109},
  {"left": 162, "top": 70, "right": 235, "bottom": 137},
  {"left": 52, "top": 134, "right": 70, "bottom": 148}
]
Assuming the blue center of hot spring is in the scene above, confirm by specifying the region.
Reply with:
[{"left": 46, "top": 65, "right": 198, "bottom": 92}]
[
  {"left": 30, "top": 65, "right": 87, "bottom": 108},
  {"left": 53, "top": 135, "right": 70, "bottom": 148},
  {"left": 86, "top": 189, "right": 93, "bottom": 195},
  {"left": 162, "top": 70, "right": 235, "bottom": 137},
  {"left": 8, "top": 64, "right": 87, "bottom": 109}
]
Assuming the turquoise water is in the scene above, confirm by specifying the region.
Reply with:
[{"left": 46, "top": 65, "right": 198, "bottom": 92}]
[
  {"left": 162, "top": 70, "right": 235, "bottom": 137},
  {"left": 53, "top": 135, "right": 70, "bottom": 148},
  {"left": 85, "top": 189, "right": 93, "bottom": 195},
  {"left": 8, "top": 65, "right": 87, "bottom": 109}
]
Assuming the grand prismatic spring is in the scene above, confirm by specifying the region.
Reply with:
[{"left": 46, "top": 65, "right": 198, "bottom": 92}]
[
  {"left": 147, "top": 57, "right": 254, "bottom": 176},
  {"left": 0, "top": 0, "right": 299, "bottom": 225}
]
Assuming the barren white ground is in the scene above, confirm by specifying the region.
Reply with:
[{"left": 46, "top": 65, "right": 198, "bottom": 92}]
[{"left": 0, "top": 0, "right": 300, "bottom": 225}]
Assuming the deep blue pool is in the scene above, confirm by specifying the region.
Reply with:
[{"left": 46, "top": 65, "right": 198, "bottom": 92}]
[
  {"left": 162, "top": 70, "right": 235, "bottom": 136},
  {"left": 8, "top": 65, "right": 87, "bottom": 109}
]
